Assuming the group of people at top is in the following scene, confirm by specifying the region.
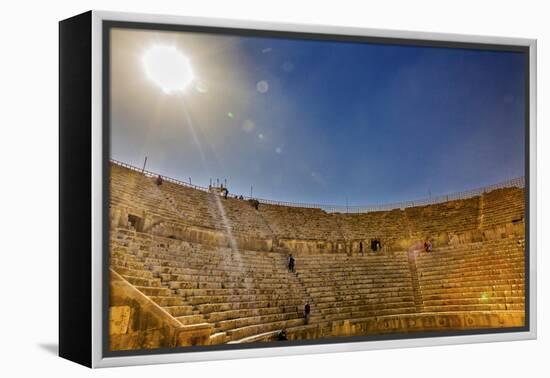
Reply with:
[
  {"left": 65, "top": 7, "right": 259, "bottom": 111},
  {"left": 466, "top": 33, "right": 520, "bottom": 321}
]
[
  {"left": 157, "top": 174, "right": 259, "bottom": 212},
  {"left": 357, "top": 239, "right": 382, "bottom": 255}
]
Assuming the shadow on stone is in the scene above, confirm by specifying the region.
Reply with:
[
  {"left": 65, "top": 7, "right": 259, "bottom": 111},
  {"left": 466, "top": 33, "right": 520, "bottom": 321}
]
[{"left": 38, "top": 343, "right": 58, "bottom": 356}]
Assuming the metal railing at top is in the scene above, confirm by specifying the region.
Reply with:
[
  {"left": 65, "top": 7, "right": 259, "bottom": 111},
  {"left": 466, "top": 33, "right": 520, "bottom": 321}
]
[
  {"left": 110, "top": 159, "right": 525, "bottom": 214},
  {"left": 111, "top": 159, "right": 211, "bottom": 193}
]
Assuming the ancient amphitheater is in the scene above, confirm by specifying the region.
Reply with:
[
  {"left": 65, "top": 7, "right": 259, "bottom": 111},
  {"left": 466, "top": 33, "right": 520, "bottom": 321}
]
[{"left": 108, "top": 161, "right": 526, "bottom": 351}]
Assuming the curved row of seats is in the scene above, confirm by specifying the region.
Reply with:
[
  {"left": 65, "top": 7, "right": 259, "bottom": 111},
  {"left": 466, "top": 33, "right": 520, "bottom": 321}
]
[
  {"left": 415, "top": 238, "right": 525, "bottom": 313},
  {"left": 112, "top": 228, "right": 525, "bottom": 345},
  {"left": 111, "top": 228, "right": 307, "bottom": 342},
  {"left": 294, "top": 252, "right": 417, "bottom": 322},
  {"left": 110, "top": 163, "right": 525, "bottom": 243},
  {"left": 480, "top": 188, "right": 525, "bottom": 229},
  {"left": 109, "top": 162, "right": 526, "bottom": 344}
]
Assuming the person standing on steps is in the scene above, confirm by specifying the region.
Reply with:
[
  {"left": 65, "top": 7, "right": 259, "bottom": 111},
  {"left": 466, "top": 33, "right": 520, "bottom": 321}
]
[
  {"left": 304, "top": 303, "right": 311, "bottom": 325},
  {"left": 288, "top": 253, "right": 295, "bottom": 273}
]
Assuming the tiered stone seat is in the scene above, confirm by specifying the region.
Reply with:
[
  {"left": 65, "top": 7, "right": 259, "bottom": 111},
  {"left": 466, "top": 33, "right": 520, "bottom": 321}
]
[
  {"left": 156, "top": 180, "right": 225, "bottom": 231},
  {"left": 113, "top": 164, "right": 274, "bottom": 240},
  {"left": 480, "top": 187, "right": 525, "bottom": 229},
  {"left": 111, "top": 228, "right": 308, "bottom": 342},
  {"left": 258, "top": 204, "right": 342, "bottom": 240},
  {"left": 110, "top": 162, "right": 526, "bottom": 243},
  {"left": 336, "top": 210, "right": 410, "bottom": 245},
  {"left": 405, "top": 197, "right": 480, "bottom": 236},
  {"left": 215, "top": 197, "right": 274, "bottom": 239},
  {"left": 110, "top": 163, "right": 182, "bottom": 223},
  {"left": 295, "top": 252, "right": 416, "bottom": 322},
  {"left": 110, "top": 229, "right": 206, "bottom": 326},
  {"left": 415, "top": 238, "right": 525, "bottom": 313},
  {"left": 109, "top": 161, "right": 526, "bottom": 345}
]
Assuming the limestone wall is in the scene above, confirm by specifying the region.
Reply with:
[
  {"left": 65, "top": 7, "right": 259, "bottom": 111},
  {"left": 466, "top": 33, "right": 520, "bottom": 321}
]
[{"left": 281, "top": 311, "right": 524, "bottom": 342}]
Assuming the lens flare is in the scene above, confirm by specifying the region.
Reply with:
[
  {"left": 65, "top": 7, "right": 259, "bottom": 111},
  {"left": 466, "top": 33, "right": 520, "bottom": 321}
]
[
  {"left": 242, "top": 120, "right": 255, "bottom": 133},
  {"left": 256, "top": 80, "right": 269, "bottom": 93}
]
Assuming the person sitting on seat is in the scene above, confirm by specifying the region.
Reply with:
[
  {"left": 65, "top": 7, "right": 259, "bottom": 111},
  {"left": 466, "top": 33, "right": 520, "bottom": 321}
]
[
  {"left": 424, "top": 240, "right": 433, "bottom": 253},
  {"left": 304, "top": 303, "right": 311, "bottom": 325},
  {"left": 155, "top": 175, "right": 163, "bottom": 186},
  {"left": 277, "top": 329, "right": 288, "bottom": 341}
]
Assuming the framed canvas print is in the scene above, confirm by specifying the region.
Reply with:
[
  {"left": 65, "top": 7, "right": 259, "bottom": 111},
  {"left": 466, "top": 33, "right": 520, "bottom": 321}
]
[{"left": 59, "top": 10, "right": 537, "bottom": 368}]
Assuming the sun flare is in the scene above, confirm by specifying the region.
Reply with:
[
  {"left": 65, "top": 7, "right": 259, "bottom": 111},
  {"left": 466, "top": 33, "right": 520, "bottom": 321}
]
[{"left": 142, "top": 45, "right": 194, "bottom": 94}]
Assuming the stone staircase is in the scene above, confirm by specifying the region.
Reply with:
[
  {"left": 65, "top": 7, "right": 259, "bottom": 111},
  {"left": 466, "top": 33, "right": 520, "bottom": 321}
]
[{"left": 407, "top": 249, "right": 424, "bottom": 312}]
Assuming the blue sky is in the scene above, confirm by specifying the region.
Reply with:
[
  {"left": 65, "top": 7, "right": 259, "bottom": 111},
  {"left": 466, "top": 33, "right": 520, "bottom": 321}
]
[{"left": 110, "top": 29, "right": 526, "bottom": 206}]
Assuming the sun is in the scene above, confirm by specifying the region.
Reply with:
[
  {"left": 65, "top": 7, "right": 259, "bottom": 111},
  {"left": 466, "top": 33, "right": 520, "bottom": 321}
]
[{"left": 142, "top": 45, "right": 194, "bottom": 94}]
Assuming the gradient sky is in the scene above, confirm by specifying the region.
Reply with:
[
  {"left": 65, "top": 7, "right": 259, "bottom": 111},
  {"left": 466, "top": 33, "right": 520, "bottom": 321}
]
[{"left": 110, "top": 28, "right": 526, "bottom": 206}]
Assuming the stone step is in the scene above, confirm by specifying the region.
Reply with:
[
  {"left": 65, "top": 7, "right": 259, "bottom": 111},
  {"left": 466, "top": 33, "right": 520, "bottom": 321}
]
[
  {"left": 112, "top": 266, "right": 153, "bottom": 279},
  {"left": 196, "top": 299, "right": 304, "bottom": 314},
  {"left": 225, "top": 318, "right": 305, "bottom": 341},
  {"left": 204, "top": 307, "right": 292, "bottom": 323},
  {"left": 134, "top": 286, "right": 173, "bottom": 296},
  {"left": 120, "top": 275, "right": 161, "bottom": 287},
  {"left": 175, "top": 314, "right": 205, "bottom": 325},
  {"left": 216, "top": 312, "right": 301, "bottom": 332},
  {"left": 188, "top": 293, "right": 306, "bottom": 305},
  {"left": 162, "top": 305, "right": 196, "bottom": 317},
  {"left": 149, "top": 296, "right": 184, "bottom": 306}
]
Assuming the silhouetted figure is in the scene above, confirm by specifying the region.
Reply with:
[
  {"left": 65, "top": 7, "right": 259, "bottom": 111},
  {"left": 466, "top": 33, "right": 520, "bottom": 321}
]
[
  {"left": 288, "top": 254, "right": 295, "bottom": 273},
  {"left": 222, "top": 187, "right": 229, "bottom": 199},
  {"left": 155, "top": 175, "right": 163, "bottom": 186},
  {"left": 359, "top": 241, "right": 364, "bottom": 255},
  {"left": 370, "top": 238, "right": 381, "bottom": 252},
  {"left": 249, "top": 198, "right": 260, "bottom": 210},
  {"left": 304, "top": 303, "right": 311, "bottom": 325},
  {"left": 239, "top": 195, "right": 244, "bottom": 200},
  {"left": 424, "top": 240, "right": 432, "bottom": 253},
  {"left": 277, "top": 329, "right": 288, "bottom": 341}
]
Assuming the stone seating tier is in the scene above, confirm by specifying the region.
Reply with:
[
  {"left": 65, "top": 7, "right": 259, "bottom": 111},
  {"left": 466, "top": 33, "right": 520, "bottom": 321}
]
[
  {"left": 108, "top": 164, "right": 526, "bottom": 347},
  {"left": 110, "top": 163, "right": 525, "bottom": 245},
  {"left": 111, "top": 229, "right": 308, "bottom": 342}
]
